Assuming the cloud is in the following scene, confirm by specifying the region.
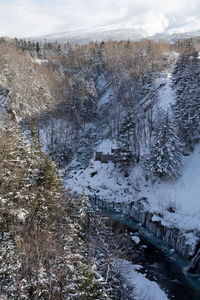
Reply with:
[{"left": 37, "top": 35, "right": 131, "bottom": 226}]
[
  {"left": 0, "top": 0, "right": 199, "bottom": 37},
  {"left": 154, "top": 0, "right": 199, "bottom": 15},
  {"left": 0, "top": 0, "right": 62, "bottom": 37}
]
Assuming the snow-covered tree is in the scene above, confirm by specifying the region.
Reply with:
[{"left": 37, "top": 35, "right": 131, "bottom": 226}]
[
  {"left": 116, "top": 111, "right": 137, "bottom": 176},
  {"left": 172, "top": 40, "right": 200, "bottom": 152},
  {"left": 145, "top": 112, "right": 182, "bottom": 180},
  {"left": 0, "top": 120, "right": 108, "bottom": 299},
  {"left": 70, "top": 72, "right": 98, "bottom": 124}
]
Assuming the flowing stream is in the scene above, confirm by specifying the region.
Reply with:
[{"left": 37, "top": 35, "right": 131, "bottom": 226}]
[{"left": 100, "top": 207, "right": 200, "bottom": 300}]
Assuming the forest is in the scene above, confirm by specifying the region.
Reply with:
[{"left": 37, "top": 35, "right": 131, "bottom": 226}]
[{"left": 0, "top": 35, "right": 200, "bottom": 299}]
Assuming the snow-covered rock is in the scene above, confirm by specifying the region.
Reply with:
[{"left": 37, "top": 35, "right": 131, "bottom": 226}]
[
  {"left": 118, "top": 259, "right": 169, "bottom": 300},
  {"left": 131, "top": 236, "right": 141, "bottom": 244}
]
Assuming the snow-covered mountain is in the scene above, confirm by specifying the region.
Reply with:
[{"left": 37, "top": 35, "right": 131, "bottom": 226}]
[
  {"left": 39, "top": 28, "right": 148, "bottom": 43},
  {"left": 32, "top": 8, "right": 200, "bottom": 43}
]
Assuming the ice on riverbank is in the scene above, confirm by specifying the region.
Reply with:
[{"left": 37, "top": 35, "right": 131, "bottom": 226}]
[{"left": 117, "top": 259, "right": 169, "bottom": 300}]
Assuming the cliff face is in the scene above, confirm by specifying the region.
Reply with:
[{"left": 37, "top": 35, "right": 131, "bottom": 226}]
[
  {"left": 89, "top": 195, "right": 200, "bottom": 274},
  {"left": 2, "top": 39, "right": 199, "bottom": 275}
]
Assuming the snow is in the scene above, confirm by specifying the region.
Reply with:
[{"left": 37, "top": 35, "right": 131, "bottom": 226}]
[
  {"left": 136, "top": 9, "right": 169, "bottom": 37},
  {"left": 118, "top": 259, "right": 169, "bottom": 300},
  {"left": 39, "top": 8, "right": 170, "bottom": 42},
  {"left": 144, "top": 143, "right": 200, "bottom": 233},
  {"left": 65, "top": 159, "right": 119, "bottom": 197},
  {"left": 96, "top": 74, "right": 107, "bottom": 91},
  {"left": 98, "top": 86, "right": 113, "bottom": 106},
  {"left": 11, "top": 208, "right": 28, "bottom": 223},
  {"left": 155, "top": 72, "right": 176, "bottom": 111},
  {"left": 131, "top": 236, "right": 141, "bottom": 244},
  {"left": 152, "top": 215, "right": 162, "bottom": 222},
  {"left": 61, "top": 62, "right": 200, "bottom": 257},
  {"left": 96, "top": 139, "right": 117, "bottom": 154},
  {"left": 32, "top": 58, "right": 48, "bottom": 65},
  {"left": 64, "top": 140, "right": 200, "bottom": 251}
]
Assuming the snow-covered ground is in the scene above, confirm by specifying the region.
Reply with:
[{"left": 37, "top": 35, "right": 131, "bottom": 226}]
[
  {"left": 64, "top": 139, "right": 200, "bottom": 250},
  {"left": 155, "top": 72, "right": 176, "bottom": 111},
  {"left": 117, "top": 260, "right": 169, "bottom": 300},
  {"left": 32, "top": 58, "right": 48, "bottom": 65},
  {"left": 96, "top": 138, "right": 118, "bottom": 153},
  {"left": 64, "top": 66, "right": 200, "bottom": 252}
]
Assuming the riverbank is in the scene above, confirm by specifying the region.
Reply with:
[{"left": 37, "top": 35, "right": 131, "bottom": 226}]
[
  {"left": 64, "top": 142, "right": 200, "bottom": 266},
  {"left": 98, "top": 206, "right": 200, "bottom": 300}
]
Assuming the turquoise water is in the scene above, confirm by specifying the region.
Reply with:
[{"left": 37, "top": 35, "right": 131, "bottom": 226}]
[{"left": 100, "top": 207, "right": 200, "bottom": 300}]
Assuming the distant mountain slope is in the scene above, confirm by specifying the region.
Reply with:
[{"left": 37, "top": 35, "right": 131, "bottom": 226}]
[
  {"left": 33, "top": 27, "right": 200, "bottom": 45},
  {"left": 31, "top": 8, "right": 200, "bottom": 44},
  {"left": 34, "top": 28, "right": 148, "bottom": 44}
]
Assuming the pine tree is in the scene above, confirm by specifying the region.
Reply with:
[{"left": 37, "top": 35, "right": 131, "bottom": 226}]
[
  {"left": 172, "top": 40, "right": 200, "bottom": 152},
  {"left": 116, "top": 111, "right": 137, "bottom": 176},
  {"left": 36, "top": 42, "right": 40, "bottom": 57},
  {"left": 71, "top": 72, "right": 97, "bottom": 123},
  {"left": 0, "top": 121, "right": 108, "bottom": 299},
  {"left": 146, "top": 112, "right": 182, "bottom": 180}
]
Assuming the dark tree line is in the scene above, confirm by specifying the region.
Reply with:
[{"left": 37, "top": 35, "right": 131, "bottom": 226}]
[{"left": 172, "top": 39, "right": 200, "bottom": 153}]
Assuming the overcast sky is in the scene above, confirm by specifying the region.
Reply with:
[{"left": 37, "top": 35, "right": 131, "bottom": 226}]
[{"left": 0, "top": 0, "right": 199, "bottom": 37}]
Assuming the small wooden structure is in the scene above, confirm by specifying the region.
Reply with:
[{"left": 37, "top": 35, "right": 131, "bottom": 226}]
[{"left": 95, "top": 148, "right": 117, "bottom": 163}]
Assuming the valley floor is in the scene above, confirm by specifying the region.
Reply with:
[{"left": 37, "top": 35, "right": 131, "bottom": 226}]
[
  {"left": 118, "top": 260, "right": 169, "bottom": 300},
  {"left": 64, "top": 141, "right": 200, "bottom": 255},
  {"left": 64, "top": 69, "right": 200, "bottom": 257}
]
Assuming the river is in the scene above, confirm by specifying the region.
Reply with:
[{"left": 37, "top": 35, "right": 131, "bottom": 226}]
[{"left": 100, "top": 207, "right": 200, "bottom": 300}]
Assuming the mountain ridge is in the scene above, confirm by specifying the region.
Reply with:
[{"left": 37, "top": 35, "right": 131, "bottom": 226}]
[{"left": 29, "top": 9, "right": 200, "bottom": 43}]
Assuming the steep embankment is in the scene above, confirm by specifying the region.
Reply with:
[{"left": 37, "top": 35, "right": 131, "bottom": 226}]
[
  {"left": 64, "top": 69, "right": 200, "bottom": 269},
  {"left": 0, "top": 50, "right": 109, "bottom": 299}
]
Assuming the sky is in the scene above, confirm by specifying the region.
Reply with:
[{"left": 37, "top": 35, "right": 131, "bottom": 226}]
[{"left": 0, "top": 0, "right": 199, "bottom": 37}]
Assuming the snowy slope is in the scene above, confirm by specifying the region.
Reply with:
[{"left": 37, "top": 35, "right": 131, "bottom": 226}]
[
  {"left": 64, "top": 142, "right": 200, "bottom": 231},
  {"left": 118, "top": 260, "right": 169, "bottom": 300},
  {"left": 64, "top": 65, "right": 200, "bottom": 254},
  {"left": 155, "top": 72, "right": 176, "bottom": 111},
  {"left": 33, "top": 8, "right": 200, "bottom": 44},
  {"left": 33, "top": 9, "right": 168, "bottom": 43}
]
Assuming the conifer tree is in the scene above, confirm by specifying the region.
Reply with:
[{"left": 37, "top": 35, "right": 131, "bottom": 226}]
[
  {"left": 172, "top": 39, "right": 200, "bottom": 152},
  {"left": 146, "top": 112, "right": 182, "bottom": 180},
  {"left": 0, "top": 121, "right": 108, "bottom": 299},
  {"left": 116, "top": 111, "right": 137, "bottom": 176}
]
